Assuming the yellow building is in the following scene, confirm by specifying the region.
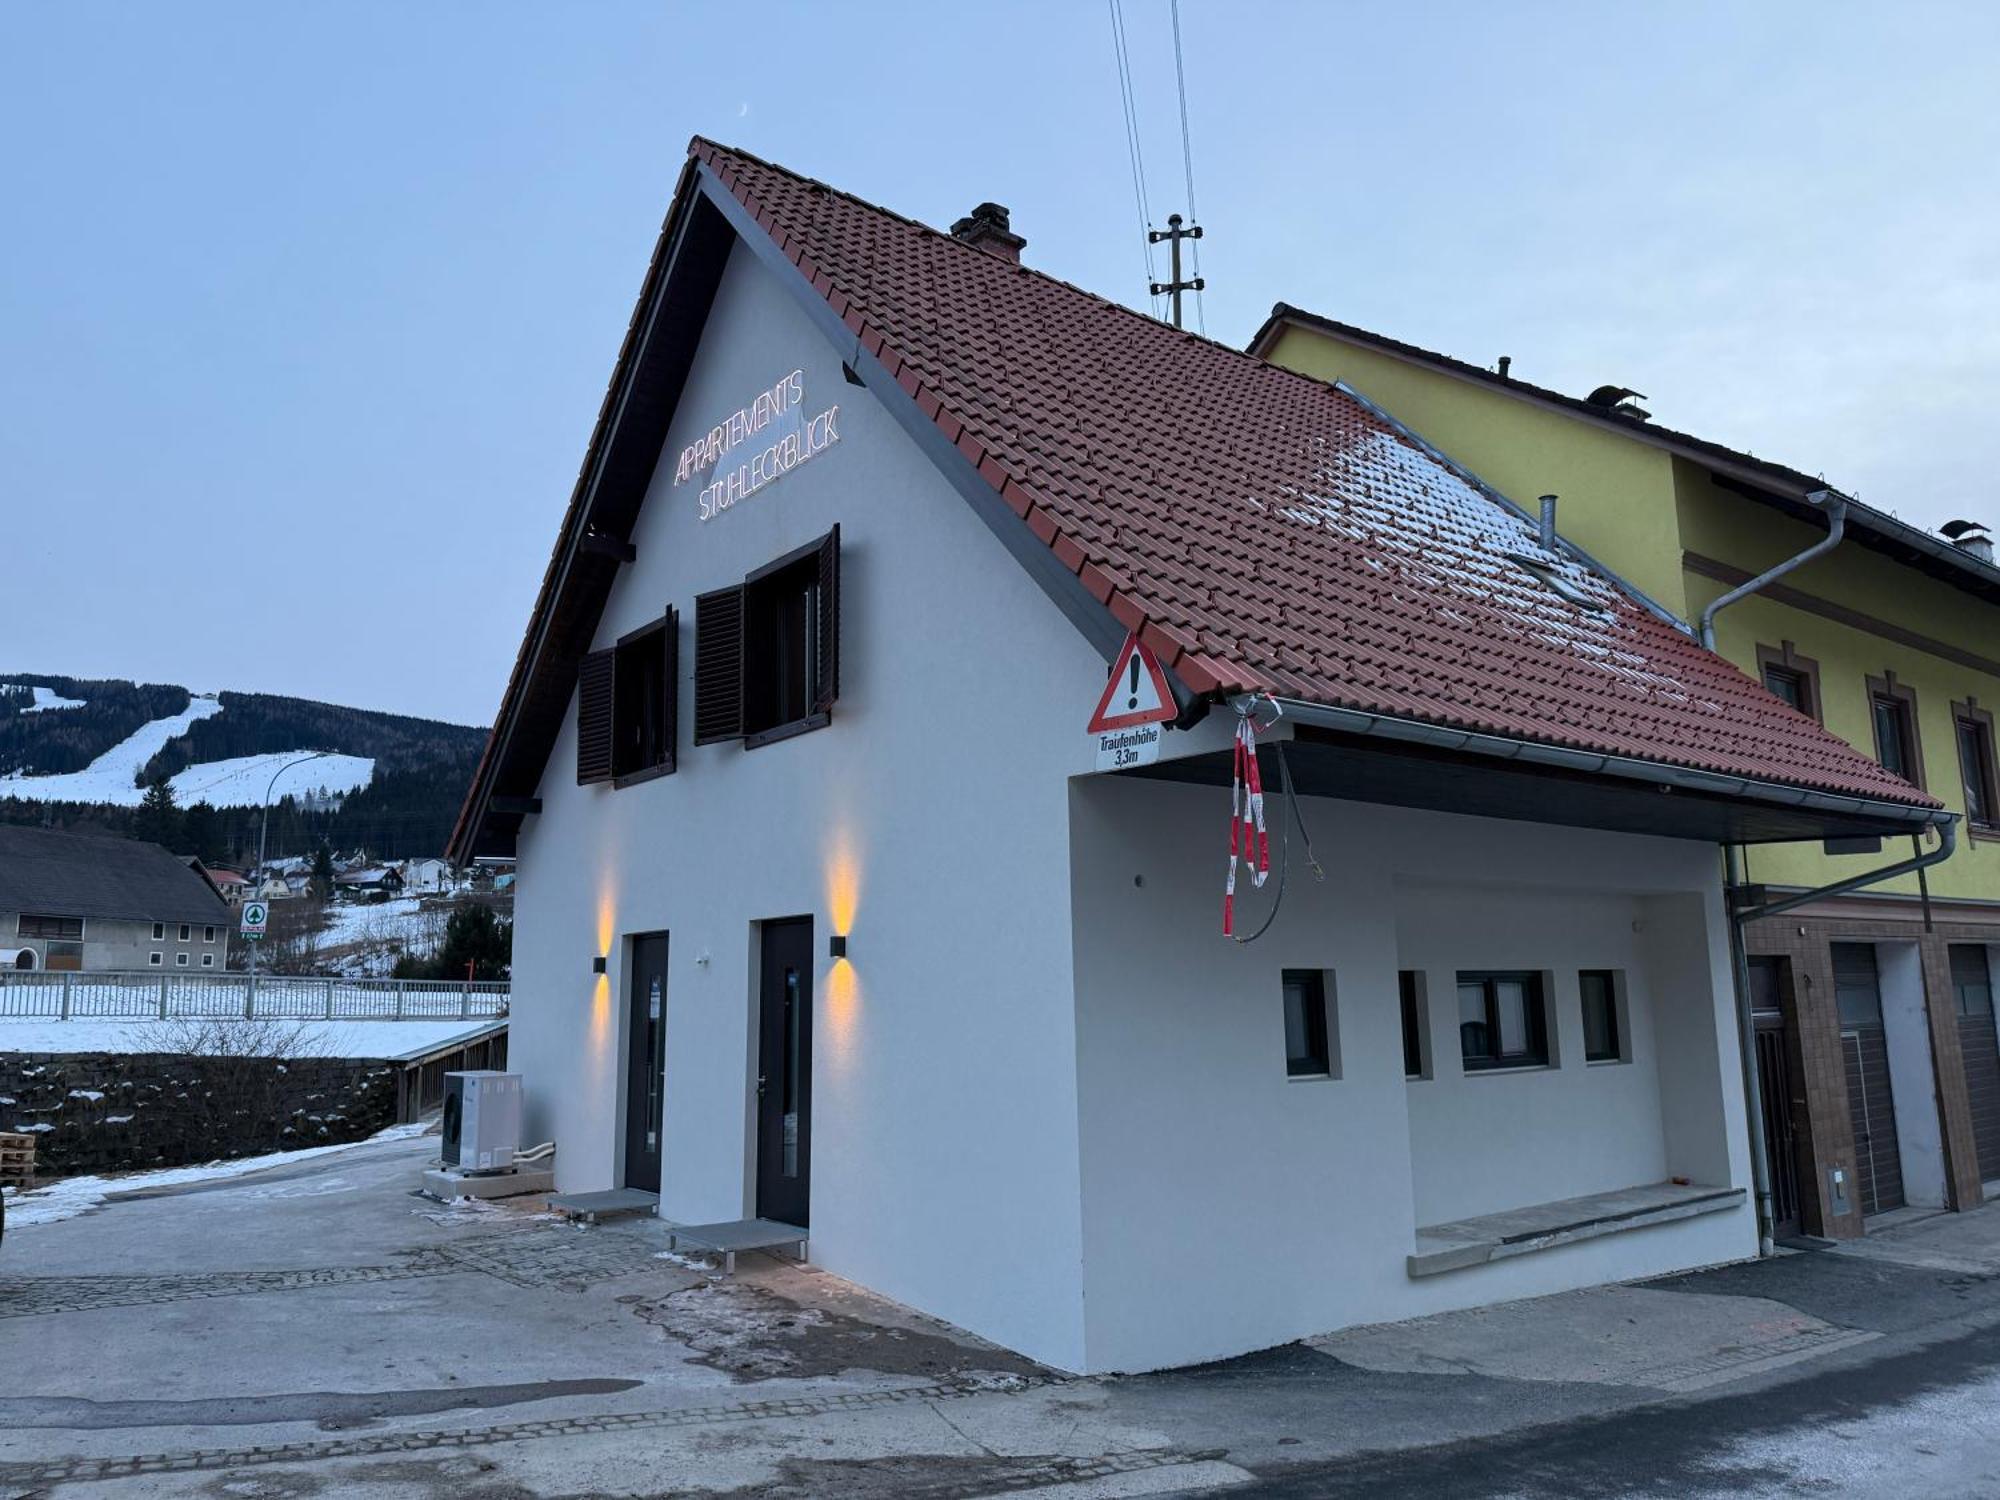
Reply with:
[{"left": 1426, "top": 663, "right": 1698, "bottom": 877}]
[{"left": 1255, "top": 304, "right": 2000, "bottom": 1240}]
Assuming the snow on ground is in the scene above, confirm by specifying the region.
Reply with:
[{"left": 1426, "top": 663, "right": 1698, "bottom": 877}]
[
  {"left": 0, "top": 1016, "right": 500, "bottom": 1058},
  {"left": 0, "top": 694, "right": 374, "bottom": 807},
  {"left": 320, "top": 896, "right": 425, "bottom": 949},
  {"left": 167, "top": 747, "right": 375, "bottom": 808},
  {"left": 0, "top": 1119, "right": 434, "bottom": 1228},
  {"left": 4, "top": 684, "right": 87, "bottom": 712}
]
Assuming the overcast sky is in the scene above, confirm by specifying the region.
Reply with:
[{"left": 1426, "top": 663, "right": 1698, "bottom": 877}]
[{"left": 4, "top": 3, "right": 1995, "bottom": 725}]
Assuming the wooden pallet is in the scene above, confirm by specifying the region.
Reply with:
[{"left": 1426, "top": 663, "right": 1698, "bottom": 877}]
[{"left": 0, "top": 1131, "right": 37, "bottom": 1189}]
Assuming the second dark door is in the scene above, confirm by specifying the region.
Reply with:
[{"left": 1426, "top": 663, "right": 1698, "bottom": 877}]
[
  {"left": 755, "top": 918, "right": 813, "bottom": 1228},
  {"left": 1747, "top": 957, "right": 1804, "bottom": 1238},
  {"left": 624, "top": 933, "right": 669, "bottom": 1194}
]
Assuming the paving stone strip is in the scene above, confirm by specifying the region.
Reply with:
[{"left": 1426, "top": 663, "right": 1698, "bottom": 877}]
[
  {"left": 0, "top": 1374, "right": 1068, "bottom": 1488},
  {"left": 0, "top": 1256, "right": 458, "bottom": 1319}
]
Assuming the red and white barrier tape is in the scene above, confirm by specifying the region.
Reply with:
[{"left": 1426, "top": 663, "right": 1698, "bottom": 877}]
[{"left": 1223, "top": 705, "right": 1271, "bottom": 937}]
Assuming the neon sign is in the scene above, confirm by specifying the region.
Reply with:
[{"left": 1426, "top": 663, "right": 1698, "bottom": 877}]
[{"left": 674, "top": 368, "right": 842, "bottom": 522}]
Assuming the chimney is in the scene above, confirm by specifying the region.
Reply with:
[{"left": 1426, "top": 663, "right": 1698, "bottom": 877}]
[
  {"left": 1942, "top": 519, "right": 1995, "bottom": 564},
  {"left": 950, "top": 202, "right": 1026, "bottom": 264}
]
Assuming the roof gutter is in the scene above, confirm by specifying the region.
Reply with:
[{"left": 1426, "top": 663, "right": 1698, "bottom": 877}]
[
  {"left": 1698, "top": 489, "right": 1848, "bottom": 649},
  {"left": 1266, "top": 696, "right": 1949, "bottom": 833},
  {"left": 1733, "top": 818, "right": 1957, "bottom": 924}
]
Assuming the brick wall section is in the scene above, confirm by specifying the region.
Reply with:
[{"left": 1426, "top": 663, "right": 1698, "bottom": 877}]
[
  {"left": 0, "top": 1052, "right": 398, "bottom": 1177},
  {"left": 1743, "top": 905, "right": 1995, "bottom": 1236}
]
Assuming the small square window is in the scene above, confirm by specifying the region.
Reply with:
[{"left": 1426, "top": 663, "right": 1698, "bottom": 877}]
[
  {"left": 148, "top": 952, "right": 163, "bottom": 966},
  {"left": 201, "top": 953, "right": 214, "bottom": 967},
  {"left": 152, "top": 921, "right": 165, "bottom": 941},
  {"left": 1457, "top": 971, "right": 1550, "bottom": 1070},
  {"left": 1399, "top": 970, "right": 1430, "bottom": 1080},
  {"left": 1281, "top": 968, "right": 1337, "bottom": 1078},
  {"left": 1580, "top": 969, "right": 1625, "bottom": 1063},
  {"left": 175, "top": 952, "right": 189, "bottom": 967}
]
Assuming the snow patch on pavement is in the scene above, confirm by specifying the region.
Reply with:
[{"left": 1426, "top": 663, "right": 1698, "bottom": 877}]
[{"left": 0, "top": 1120, "right": 433, "bottom": 1228}]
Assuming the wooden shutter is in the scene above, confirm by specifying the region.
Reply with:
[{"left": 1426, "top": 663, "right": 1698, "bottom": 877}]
[
  {"left": 660, "top": 606, "right": 680, "bottom": 773},
  {"left": 693, "top": 585, "right": 745, "bottom": 744},
  {"left": 575, "top": 647, "right": 615, "bottom": 784},
  {"left": 813, "top": 524, "right": 840, "bottom": 713}
]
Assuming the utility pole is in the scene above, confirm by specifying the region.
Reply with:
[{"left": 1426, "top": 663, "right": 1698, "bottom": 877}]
[{"left": 1148, "top": 214, "right": 1204, "bottom": 329}]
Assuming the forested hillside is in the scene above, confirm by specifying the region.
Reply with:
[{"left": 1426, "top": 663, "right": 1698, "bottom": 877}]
[
  {"left": 0, "top": 675, "right": 190, "bottom": 775},
  {"left": 0, "top": 674, "right": 488, "bottom": 863},
  {"left": 140, "top": 691, "right": 483, "bottom": 780}
]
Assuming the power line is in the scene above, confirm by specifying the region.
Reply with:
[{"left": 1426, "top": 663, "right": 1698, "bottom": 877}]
[
  {"left": 1107, "top": 0, "right": 1162, "bottom": 319},
  {"left": 1170, "top": 0, "right": 1205, "bottom": 334}
]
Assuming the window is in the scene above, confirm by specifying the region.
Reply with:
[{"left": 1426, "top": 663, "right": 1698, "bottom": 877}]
[
  {"left": 1756, "top": 643, "right": 1821, "bottom": 722},
  {"left": 1281, "top": 969, "right": 1335, "bottom": 1078},
  {"left": 1868, "top": 675, "right": 1922, "bottom": 787},
  {"left": 1832, "top": 942, "right": 1882, "bottom": 1025},
  {"left": 575, "top": 609, "right": 679, "bottom": 786},
  {"left": 693, "top": 526, "right": 841, "bottom": 749},
  {"left": 1955, "top": 702, "right": 1998, "bottom": 828},
  {"left": 1399, "top": 970, "right": 1430, "bottom": 1079},
  {"left": 1580, "top": 970, "right": 1625, "bottom": 1063},
  {"left": 178, "top": 923, "right": 190, "bottom": 942},
  {"left": 1457, "top": 971, "right": 1549, "bottom": 1070},
  {"left": 152, "top": 921, "right": 165, "bottom": 941},
  {"left": 1951, "top": 945, "right": 1993, "bottom": 1018},
  {"left": 175, "top": 952, "right": 189, "bottom": 967},
  {"left": 204, "top": 925, "right": 217, "bottom": 943},
  {"left": 201, "top": 953, "right": 215, "bottom": 968},
  {"left": 19, "top": 914, "right": 84, "bottom": 941},
  {"left": 148, "top": 951, "right": 163, "bottom": 967}
]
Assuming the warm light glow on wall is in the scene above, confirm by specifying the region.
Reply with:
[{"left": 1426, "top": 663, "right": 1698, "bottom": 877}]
[
  {"left": 822, "top": 825, "right": 863, "bottom": 1066},
  {"left": 824, "top": 826, "right": 862, "bottom": 941}
]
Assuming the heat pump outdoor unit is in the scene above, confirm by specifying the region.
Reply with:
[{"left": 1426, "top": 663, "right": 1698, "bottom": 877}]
[{"left": 441, "top": 1071, "right": 522, "bottom": 1173}]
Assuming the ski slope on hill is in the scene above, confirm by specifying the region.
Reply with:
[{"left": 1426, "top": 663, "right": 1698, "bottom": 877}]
[{"left": 0, "top": 694, "right": 375, "bottom": 808}]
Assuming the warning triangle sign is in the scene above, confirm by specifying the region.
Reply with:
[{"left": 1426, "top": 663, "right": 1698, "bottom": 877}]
[{"left": 1087, "top": 633, "right": 1177, "bottom": 733}]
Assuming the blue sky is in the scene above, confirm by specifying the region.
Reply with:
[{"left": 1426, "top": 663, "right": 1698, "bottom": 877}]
[{"left": 4, "top": 2, "right": 1995, "bottom": 724}]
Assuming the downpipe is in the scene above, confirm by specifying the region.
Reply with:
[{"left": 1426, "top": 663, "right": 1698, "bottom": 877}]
[{"left": 1699, "top": 487, "right": 1846, "bottom": 1258}]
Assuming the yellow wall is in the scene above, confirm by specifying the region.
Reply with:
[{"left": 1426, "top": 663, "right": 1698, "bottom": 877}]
[{"left": 1262, "top": 323, "right": 2000, "bottom": 905}]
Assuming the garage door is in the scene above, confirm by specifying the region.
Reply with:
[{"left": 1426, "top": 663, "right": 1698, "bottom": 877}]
[
  {"left": 1834, "top": 943, "right": 1904, "bottom": 1216},
  {"left": 1951, "top": 945, "right": 2000, "bottom": 1184}
]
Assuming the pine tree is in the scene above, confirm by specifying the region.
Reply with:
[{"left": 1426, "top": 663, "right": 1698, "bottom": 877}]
[
  {"left": 310, "top": 843, "right": 336, "bottom": 901},
  {"left": 133, "top": 777, "right": 182, "bottom": 849}
]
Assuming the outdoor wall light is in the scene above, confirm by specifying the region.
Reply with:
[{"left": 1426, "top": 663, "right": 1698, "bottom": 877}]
[
  {"left": 828, "top": 934, "right": 848, "bottom": 960},
  {"left": 592, "top": 955, "right": 607, "bottom": 974}
]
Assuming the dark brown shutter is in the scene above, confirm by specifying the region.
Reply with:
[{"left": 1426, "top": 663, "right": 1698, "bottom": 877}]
[
  {"left": 693, "top": 585, "right": 745, "bottom": 744},
  {"left": 575, "top": 647, "right": 615, "bottom": 784},
  {"left": 814, "top": 524, "right": 840, "bottom": 712},
  {"left": 661, "top": 606, "right": 679, "bottom": 773}
]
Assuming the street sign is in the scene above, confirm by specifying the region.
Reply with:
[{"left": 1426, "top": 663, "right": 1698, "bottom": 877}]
[
  {"left": 240, "top": 900, "right": 269, "bottom": 940},
  {"left": 1088, "top": 632, "right": 1176, "bottom": 770},
  {"left": 1086, "top": 633, "right": 1177, "bottom": 734}
]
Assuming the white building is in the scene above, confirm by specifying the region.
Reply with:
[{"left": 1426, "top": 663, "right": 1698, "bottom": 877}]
[
  {"left": 397, "top": 857, "right": 452, "bottom": 895},
  {"left": 451, "top": 141, "right": 1950, "bottom": 1374}
]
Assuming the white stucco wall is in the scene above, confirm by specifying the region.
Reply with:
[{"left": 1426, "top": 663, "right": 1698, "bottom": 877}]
[
  {"left": 509, "top": 236, "right": 1110, "bottom": 1370},
  {"left": 1067, "top": 775, "right": 1755, "bottom": 1372}
]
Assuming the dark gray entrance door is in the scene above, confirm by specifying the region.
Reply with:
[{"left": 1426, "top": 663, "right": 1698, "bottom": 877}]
[
  {"left": 1834, "top": 942, "right": 1903, "bottom": 1215},
  {"left": 1950, "top": 944, "right": 2000, "bottom": 1181},
  {"left": 755, "top": 918, "right": 813, "bottom": 1228},
  {"left": 1747, "top": 957, "right": 1803, "bottom": 1237},
  {"left": 624, "top": 933, "right": 669, "bottom": 1193}
]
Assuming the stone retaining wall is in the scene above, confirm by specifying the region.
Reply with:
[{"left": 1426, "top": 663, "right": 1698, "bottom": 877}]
[{"left": 0, "top": 1052, "right": 398, "bottom": 1176}]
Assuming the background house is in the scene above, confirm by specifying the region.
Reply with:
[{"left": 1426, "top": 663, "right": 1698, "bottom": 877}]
[
  {"left": 0, "top": 825, "right": 233, "bottom": 971},
  {"left": 1254, "top": 306, "right": 2000, "bottom": 1235}
]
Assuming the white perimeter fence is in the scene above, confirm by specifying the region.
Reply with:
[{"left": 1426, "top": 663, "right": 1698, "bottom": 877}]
[{"left": 0, "top": 970, "right": 509, "bottom": 1022}]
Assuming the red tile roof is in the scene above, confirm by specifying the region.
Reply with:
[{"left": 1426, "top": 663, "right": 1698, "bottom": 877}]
[{"left": 692, "top": 139, "right": 1937, "bottom": 811}]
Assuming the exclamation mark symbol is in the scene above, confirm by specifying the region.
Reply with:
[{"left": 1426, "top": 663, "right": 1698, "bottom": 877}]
[{"left": 1127, "top": 652, "right": 1141, "bottom": 710}]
